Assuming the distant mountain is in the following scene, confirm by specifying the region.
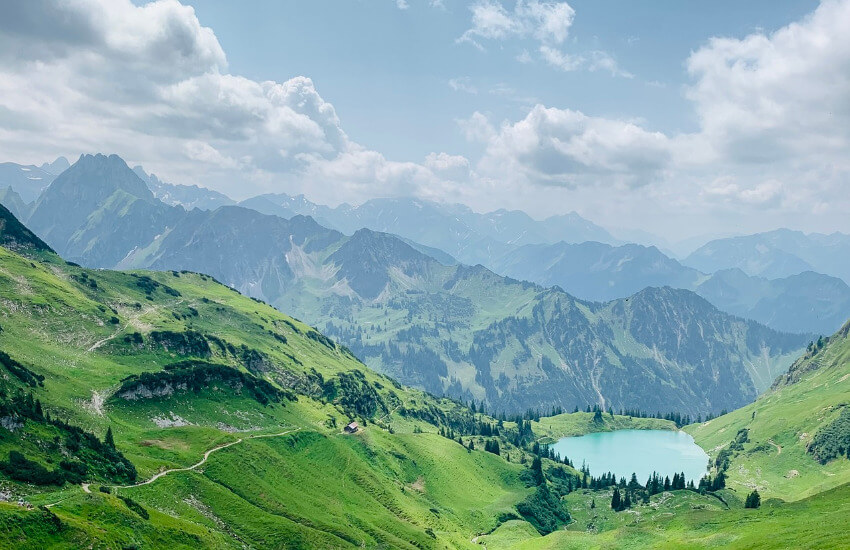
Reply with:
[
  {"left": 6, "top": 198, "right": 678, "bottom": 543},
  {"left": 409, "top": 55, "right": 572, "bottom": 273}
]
[
  {"left": 119, "top": 206, "right": 342, "bottom": 300},
  {"left": 0, "top": 202, "right": 53, "bottom": 254},
  {"left": 443, "top": 203, "right": 618, "bottom": 247},
  {"left": 490, "top": 241, "right": 703, "bottom": 302},
  {"left": 684, "top": 229, "right": 850, "bottom": 284},
  {"left": 0, "top": 162, "right": 57, "bottom": 203},
  {"left": 27, "top": 154, "right": 182, "bottom": 267},
  {"left": 15, "top": 153, "right": 811, "bottom": 415},
  {"left": 237, "top": 194, "right": 617, "bottom": 265},
  {"left": 114, "top": 206, "right": 804, "bottom": 415},
  {"left": 237, "top": 194, "right": 301, "bottom": 221},
  {"left": 488, "top": 240, "right": 850, "bottom": 335},
  {"left": 0, "top": 186, "right": 31, "bottom": 221},
  {"left": 132, "top": 166, "right": 235, "bottom": 211},
  {"left": 39, "top": 156, "right": 71, "bottom": 175},
  {"left": 694, "top": 269, "right": 850, "bottom": 336}
]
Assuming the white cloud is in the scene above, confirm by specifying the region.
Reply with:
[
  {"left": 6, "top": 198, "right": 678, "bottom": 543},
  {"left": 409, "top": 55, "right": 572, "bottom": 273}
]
[
  {"left": 425, "top": 152, "right": 472, "bottom": 180},
  {"left": 458, "top": 0, "right": 575, "bottom": 49},
  {"left": 459, "top": 1, "right": 630, "bottom": 78},
  {"left": 396, "top": 0, "right": 410, "bottom": 9},
  {"left": 448, "top": 77, "right": 478, "bottom": 94},
  {"left": 540, "top": 46, "right": 632, "bottom": 77},
  {"left": 0, "top": 0, "right": 459, "bottom": 205},
  {"left": 516, "top": 49, "right": 534, "bottom": 64},
  {"left": 702, "top": 177, "right": 785, "bottom": 208},
  {"left": 684, "top": 0, "right": 850, "bottom": 168},
  {"left": 539, "top": 45, "right": 583, "bottom": 71},
  {"left": 458, "top": 112, "right": 497, "bottom": 142},
  {"left": 474, "top": 106, "right": 670, "bottom": 188},
  {"left": 1, "top": 0, "right": 849, "bottom": 237}
]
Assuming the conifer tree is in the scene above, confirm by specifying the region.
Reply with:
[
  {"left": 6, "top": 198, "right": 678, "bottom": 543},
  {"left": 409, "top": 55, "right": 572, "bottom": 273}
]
[
  {"left": 611, "top": 488, "right": 621, "bottom": 510},
  {"left": 105, "top": 426, "right": 115, "bottom": 448},
  {"left": 531, "top": 456, "right": 545, "bottom": 486},
  {"left": 745, "top": 489, "right": 761, "bottom": 509}
]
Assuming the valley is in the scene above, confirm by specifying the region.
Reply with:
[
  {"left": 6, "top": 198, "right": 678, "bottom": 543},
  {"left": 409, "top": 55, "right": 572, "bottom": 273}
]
[
  {"left": 1, "top": 154, "right": 811, "bottom": 416},
  {"left": 2, "top": 1, "right": 850, "bottom": 547},
  {"left": 0, "top": 202, "right": 845, "bottom": 548}
]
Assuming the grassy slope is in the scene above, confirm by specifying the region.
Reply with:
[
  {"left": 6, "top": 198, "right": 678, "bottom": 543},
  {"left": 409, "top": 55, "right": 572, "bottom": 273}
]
[
  {"left": 279, "top": 254, "right": 802, "bottom": 416},
  {"left": 0, "top": 247, "right": 533, "bottom": 548},
  {"left": 685, "top": 321, "right": 850, "bottom": 501},
  {"left": 492, "top": 484, "right": 850, "bottom": 549},
  {"left": 0, "top": 241, "right": 848, "bottom": 548}
]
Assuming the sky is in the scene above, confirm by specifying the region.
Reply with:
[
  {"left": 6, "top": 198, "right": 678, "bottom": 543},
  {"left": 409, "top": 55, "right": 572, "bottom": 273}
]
[{"left": 0, "top": 0, "right": 848, "bottom": 242}]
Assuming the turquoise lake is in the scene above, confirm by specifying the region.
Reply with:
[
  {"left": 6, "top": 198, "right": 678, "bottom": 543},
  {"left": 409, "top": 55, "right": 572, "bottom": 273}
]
[{"left": 549, "top": 429, "right": 710, "bottom": 484}]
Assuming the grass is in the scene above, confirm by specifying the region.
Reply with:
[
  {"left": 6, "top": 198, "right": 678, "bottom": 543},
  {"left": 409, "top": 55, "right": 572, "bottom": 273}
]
[
  {"left": 0, "top": 244, "right": 847, "bottom": 548},
  {"left": 685, "top": 324, "right": 850, "bottom": 501},
  {"left": 492, "top": 483, "right": 850, "bottom": 549},
  {"left": 0, "top": 247, "right": 537, "bottom": 547}
]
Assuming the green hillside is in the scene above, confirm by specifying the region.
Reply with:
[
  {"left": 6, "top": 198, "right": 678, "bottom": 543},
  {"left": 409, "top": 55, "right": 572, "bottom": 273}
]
[
  {"left": 0, "top": 208, "right": 848, "bottom": 548},
  {"left": 24, "top": 153, "right": 806, "bottom": 417},
  {"left": 0, "top": 242, "right": 536, "bottom": 547},
  {"left": 686, "top": 320, "right": 850, "bottom": 502}
]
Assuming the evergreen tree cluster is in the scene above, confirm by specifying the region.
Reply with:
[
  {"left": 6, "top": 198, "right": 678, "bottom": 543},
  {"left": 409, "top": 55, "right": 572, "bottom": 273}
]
[
  {"left": 744, "top": 490, "right": 761, "bottom": 509},
  {"left": 809, "top": 408, "right": 850, "bottom": 464},
  {"left": 483, "top": 439, "right": 501, "bottom": 456},
  {"left": 0, "top": 389, "right": 136, "bottom": 486}
]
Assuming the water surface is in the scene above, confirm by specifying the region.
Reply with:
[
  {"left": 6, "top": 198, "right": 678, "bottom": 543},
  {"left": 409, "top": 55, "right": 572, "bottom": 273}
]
[{"left": 549, "top": 429, "right": 709, "bottom": 484}]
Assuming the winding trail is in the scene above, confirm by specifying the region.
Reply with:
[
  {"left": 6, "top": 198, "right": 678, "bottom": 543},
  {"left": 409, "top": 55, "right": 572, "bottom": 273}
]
[
  {"left": 87, "top": 328, "right": 122, "bottom": 352},
  {"left": 114, "top": 427, "right": 301, "bottom": 489},
  {"left": 767, "top": 439, "right": 782, "bottom": 455}
]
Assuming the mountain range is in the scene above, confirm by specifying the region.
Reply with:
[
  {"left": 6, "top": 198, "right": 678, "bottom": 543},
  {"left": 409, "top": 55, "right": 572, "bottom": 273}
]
[
  {"left": 5, "top": 153, "right": 813, "bottom": 416},
  {"left": 685, "top": 229, "right": 850, "bottom": 283},
  {"left": 490, "top": 240, "right": 850, "bottom": 335},
  {"left": 0, "top": 199, "right": 845, "bottom": 548},
  {"left": 237, "top": 193, "right": 850, "bottom": 335}
]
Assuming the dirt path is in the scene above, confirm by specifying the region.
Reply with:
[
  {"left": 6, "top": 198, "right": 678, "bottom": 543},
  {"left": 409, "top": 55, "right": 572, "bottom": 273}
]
[
  {"left": 115, "top": 427, "right": 301, "bottom": 489},
  {"left": 87, "top": 301, "right": 173, "bottom": 352},
  {"left": 767, "top": 439, "right": 782, "bottom": 455},
  {"left": 81, "top": 483, "right": 91, "bottom": 494},
  {"left": 87, "top": 328, "right": 122, "bottom": 352}
]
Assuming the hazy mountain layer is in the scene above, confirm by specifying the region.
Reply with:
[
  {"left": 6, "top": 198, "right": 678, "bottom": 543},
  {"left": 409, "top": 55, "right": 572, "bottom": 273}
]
[
  {"left": 491, "top": 240, "right": 850, "bottom": 335},
  {"left": 10, "top": 154, "right": 811, "bottom": 414},
  {"left": 120, "top": 210, "right": 806, "bottom": 415},
  {"left": 133, "top": 165, "right": 235, "bottom": 211},
  {"left": 685, "top": 229, "right": 850, "bottom": 284}
]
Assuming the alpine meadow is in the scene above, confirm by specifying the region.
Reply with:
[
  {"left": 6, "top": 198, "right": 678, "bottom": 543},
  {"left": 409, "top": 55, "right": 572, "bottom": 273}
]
[{"left": 0, "top": 1, "right": 849, "bottom": 549}]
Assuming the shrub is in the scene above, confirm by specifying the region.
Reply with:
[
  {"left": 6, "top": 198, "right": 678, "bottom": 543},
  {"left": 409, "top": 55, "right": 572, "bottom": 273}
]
[
  {"left": 516, "top": 485, "right": 570, "bottom": 535},
  {"left": 119, "top": 495, "right": 149, "bottom": 519},
  {"left": 809, "top": 408, "right": 850, "bottom": 463}
]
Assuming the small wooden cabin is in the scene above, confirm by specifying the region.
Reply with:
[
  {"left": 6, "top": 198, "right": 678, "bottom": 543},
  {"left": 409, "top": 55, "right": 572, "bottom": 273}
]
[{"left": 344, "top": 421, "right": 359, "bottom": 433}]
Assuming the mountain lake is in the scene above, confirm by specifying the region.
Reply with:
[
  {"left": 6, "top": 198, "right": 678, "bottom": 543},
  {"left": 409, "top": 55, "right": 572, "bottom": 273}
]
[{"left": 549, "top": 429, "right": 710, "bottom": 483}]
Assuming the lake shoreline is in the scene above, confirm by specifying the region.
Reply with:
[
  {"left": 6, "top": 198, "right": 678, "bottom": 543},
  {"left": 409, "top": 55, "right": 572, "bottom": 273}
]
[{"left": 532, "top": 411, "right": 678, "bottom": 445}]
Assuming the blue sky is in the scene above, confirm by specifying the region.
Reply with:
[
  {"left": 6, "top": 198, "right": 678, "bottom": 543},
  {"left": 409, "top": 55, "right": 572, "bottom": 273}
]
[
  {"left": 0, "top": 0, "right": 847, "bottom": 241},
  {"left": 188, "top": 0, "right": 817, "bottom": 162}
]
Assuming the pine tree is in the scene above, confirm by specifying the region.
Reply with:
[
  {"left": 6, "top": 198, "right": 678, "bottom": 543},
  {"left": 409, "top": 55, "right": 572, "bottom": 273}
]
[
  {"left": 531, "top": 456, "right": 545, "bottom": 486},
  {"left": 623, "top": 491, "right": 631, "bottom": 509},
  {"left": 745, "top": 490, "right": 761, "bottom": 509},
  {"left": 611, "top": 488, "right": 621, "bottom": 511},
  {"left": 104, "top": 426, "right": 115, "bottom": 448}
]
